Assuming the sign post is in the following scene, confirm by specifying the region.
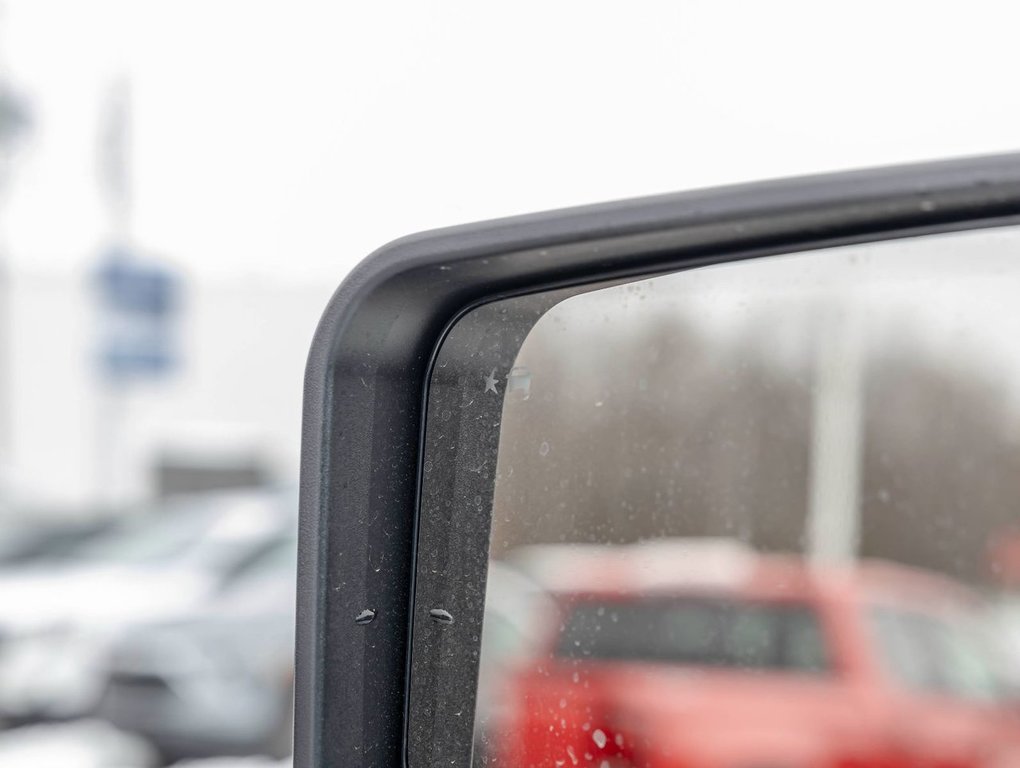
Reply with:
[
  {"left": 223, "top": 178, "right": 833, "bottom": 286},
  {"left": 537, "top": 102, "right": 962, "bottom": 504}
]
[
  {"left": 91, "top": 76, "right": 184, "bottom": 503},
  {"left": 92, "top": 247, "right": 181, "bottom": 503}
]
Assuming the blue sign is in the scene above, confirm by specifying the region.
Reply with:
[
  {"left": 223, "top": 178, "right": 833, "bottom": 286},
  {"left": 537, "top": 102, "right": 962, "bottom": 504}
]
[{"left": 94, "top": 246, "right": 182, "bottom": 380}]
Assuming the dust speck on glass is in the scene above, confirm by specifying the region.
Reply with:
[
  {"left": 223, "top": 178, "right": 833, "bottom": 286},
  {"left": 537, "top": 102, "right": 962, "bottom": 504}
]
[{"left": 412, "top": 225, "right": 1020, "bottom": 768}]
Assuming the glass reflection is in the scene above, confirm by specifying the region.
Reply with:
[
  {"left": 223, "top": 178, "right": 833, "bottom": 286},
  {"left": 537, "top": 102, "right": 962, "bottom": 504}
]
[{"left": 473, "top": 225, "right": 1020, "bottom": 767}]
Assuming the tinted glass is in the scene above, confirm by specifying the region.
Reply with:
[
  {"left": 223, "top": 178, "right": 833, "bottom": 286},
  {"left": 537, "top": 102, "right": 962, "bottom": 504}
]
[{"left": 555, "top": 598, "right": 829, "bottom": 672}]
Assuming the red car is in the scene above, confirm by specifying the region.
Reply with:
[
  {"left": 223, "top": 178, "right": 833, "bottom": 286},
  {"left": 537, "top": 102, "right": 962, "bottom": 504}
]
[{"left": 488, "top": 541, "right": 1020, "bottom": 768}]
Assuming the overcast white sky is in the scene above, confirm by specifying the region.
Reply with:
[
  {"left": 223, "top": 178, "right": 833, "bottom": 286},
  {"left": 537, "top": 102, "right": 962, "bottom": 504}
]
[{"left": 3, "top": 0, "right": 1020, "bottom": 283}]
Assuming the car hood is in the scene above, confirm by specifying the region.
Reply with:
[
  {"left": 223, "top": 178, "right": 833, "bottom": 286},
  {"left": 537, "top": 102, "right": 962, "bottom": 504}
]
[
  {"left": 109, "top": 610, "right": 294, "bottom": 678},
  {"left": 0, "top": 563, "right": 214, "bottom": 635}
]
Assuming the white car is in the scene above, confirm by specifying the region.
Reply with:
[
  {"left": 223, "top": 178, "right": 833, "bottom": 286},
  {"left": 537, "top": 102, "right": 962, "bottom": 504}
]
[
  {"left": 0, "top": 489, "right": 295, "bottom": 721},
  {"left": 99, "top": 534, "right": 298, "bottom": 762}
]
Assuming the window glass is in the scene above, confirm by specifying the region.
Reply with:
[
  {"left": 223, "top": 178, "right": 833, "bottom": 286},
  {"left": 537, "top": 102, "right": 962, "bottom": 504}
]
[
  {"left": 927, "top": 616, "right": 1001, "bottom": 701},
  {"left": 871, "top": 606, "right": 1003, "bottom": 701},
  {"left": 869, "top": 607, "right": 941, "bottom": 691},
  {"left": 414, "top": 225, "right": 1020, "bottom": 767},
  {"left": 555, "top": 598, "right": 829, "bottom": 673}
]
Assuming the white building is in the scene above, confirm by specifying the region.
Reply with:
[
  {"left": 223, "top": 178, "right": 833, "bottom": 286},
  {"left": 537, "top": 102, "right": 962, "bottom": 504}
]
[{"left": 3, "top": 264, "right": 334, "bottom": 511}]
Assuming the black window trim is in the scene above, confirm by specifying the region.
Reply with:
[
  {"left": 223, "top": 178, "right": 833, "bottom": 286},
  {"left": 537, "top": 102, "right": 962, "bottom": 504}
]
[{"left": 297, "top": 153, "right": 1020, "bottom": 768}]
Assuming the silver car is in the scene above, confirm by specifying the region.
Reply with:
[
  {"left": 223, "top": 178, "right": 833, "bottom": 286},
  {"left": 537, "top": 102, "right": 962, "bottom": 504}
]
[
  {"left": 0, "top": 490, "right": 294, "bottom": 722},
  {"left": 99, "top": 534, "right": 297, "bottom": 762}
]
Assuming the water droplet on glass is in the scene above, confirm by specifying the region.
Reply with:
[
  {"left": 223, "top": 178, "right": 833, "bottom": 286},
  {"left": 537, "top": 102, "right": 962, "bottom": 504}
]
[
  {"left": 429, "top": 608, "right": 454, "bottom": 625},
  {"left": 354, "top": 609, "right": 376, "bottom": 625},
  {"left": 614, "top": 734, "right": 624, "bottom": 747},
  {"left": 592, "top": 729, "right": 608, "bottom": 749},
  {"left": 566, "top": 746, "right": 578, "bottom": 766},
  {"left": 539, "top": 441, "right": 550, "bottom": 457}
]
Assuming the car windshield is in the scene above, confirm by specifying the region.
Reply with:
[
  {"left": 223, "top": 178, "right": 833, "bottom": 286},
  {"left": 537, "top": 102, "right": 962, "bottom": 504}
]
[
  {"left": 220, "top": 534, "right": 297, "bottom": 590},
  {"left": 63, "top": 492, "right": 289, "bottom": 570},
  {"left": 555, "top": 597, "right": 830, "bottom": 673},
  {"left": 65, "top": 505, "right": 220, "bottom": 565},
  {"left": 0, "top": 522, "right": 113, "bottom": 565}
]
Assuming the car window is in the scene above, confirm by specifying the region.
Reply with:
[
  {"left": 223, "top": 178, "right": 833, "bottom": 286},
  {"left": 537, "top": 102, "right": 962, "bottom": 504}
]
[
  {"left": 69, "top": 496, "right": 285, "bottom": 572},
  {"left": 870, "top": 606, "right": 1002, "bottom": 702},
  {"left": 869, "top": 607, "right": 942, "bottom": 692},
  {"left": 480, "top": 611, "right": 529, "bottom": 664},
  {"left": 555, "top": 598, "right": 829, "bottom": 673},
  {"left": 220, "top": 534, "right": 298, "bottom": 591},
  {"left": 65, "top": 505, "right": 218, "bottom": 565},
  {"left": 930, "top": 619, "right": 1002, "bottom": 701},
  {"left": 0, "top": 522, "right": 114, "bottom": 565}
]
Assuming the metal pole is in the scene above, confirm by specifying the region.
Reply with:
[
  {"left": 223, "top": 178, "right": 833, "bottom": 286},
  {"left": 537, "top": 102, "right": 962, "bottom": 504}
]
[
  {"left": 0, "top": 1, "right": 26, "bottom": 504},
  {"left": 94, "top": 76, "right": 132, "bottom": 505},
  {"left": 806, "top": 298, "right": 866, "bottom": 566}
]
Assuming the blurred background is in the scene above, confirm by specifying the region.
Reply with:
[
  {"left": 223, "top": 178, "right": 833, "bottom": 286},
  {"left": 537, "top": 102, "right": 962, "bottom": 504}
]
[{"left": 3, "top": 0, "right": 1020, "bottom": 766}]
